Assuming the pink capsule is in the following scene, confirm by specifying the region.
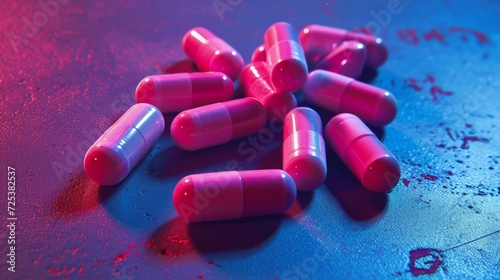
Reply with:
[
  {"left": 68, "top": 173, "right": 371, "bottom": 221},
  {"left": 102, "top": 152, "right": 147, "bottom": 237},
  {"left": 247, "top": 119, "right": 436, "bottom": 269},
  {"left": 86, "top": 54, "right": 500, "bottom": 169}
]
[
  {"left": 84, "top": 104, "right": 165, "bottom": 186},
  {"left": 182, "top": 27, "right": 244, "bottom": 80},
  {"left": 251, "top": 44, "right": 266, "bottom": 62},
  {"left": 239, "top": 62, "right": 297, "bottom": 122},
  {"left": 315, "top": 41, "right": 367, "bottom": 79},
  {"left": 325, "top": 113, "right": 401, "bottom": 192},
  {"left": 283, "top": 107, "right": 327, "bottom": 191},
  {"left": 135, "top": 72, "right": 234, "bottom": 113},
  {"left": 173, "top": 170, "right": 296, "bottom": 222},
  {"left": 299, "top": 24, "right": 388, "bottom": 68},
  {"left": 264, "top": 22, "right": 308, "bottom": 93},
  {"left": 303, "top": 70, "right": 397, "bottom": 126},
  {"left": 171, "top": 97, "right": 267, "bottom": 151}
]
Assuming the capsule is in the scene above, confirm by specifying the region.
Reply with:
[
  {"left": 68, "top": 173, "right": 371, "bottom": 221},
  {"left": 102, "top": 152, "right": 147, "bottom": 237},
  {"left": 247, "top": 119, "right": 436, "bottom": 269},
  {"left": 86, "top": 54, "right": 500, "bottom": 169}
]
[
  {"left": 315, "top": 41, "right": 367, "bottom": 79},
  {"left": 135, "top": 72, "right": 234, "bottom": 113},
  {"left": 182, "top": 27, "right": 244, "bottom": 80},
  {"left": 299, "top": 24, "right": 388, "bottom": 68},
  {"left": 264, "top": 22, "right": 308, "bottom": 93},
  {"left": 239, "top": 62, "right": 297, "bottom": 122},
  {"left": 171, "top": 97, "right": 267, "bottom": 151},
  {"left": 282, "top": 107, "right": 327, "bottom": 191},
  {"left": 84, "top": 104, "right": 165, "bottom": 186},
  {"left": 303, "top": 70, "right": 397, "bottom": 126},
  {"left": 251, "top": 44, "right": 267, "bottom": 62},
  {"left": 325, "top": 113, "right": 400, "bottom": 192},
  {"left": 173, "top": 170, "right": 297, "bottom": 222}
]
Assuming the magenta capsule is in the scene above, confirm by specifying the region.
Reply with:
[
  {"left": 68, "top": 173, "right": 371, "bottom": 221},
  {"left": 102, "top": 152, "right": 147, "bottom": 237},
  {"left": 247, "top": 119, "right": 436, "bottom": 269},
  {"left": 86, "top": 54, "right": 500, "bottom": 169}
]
[
  {"left": 283, "top": 107, "right": 327, "bottom": 191},
  {"left": 299, "top": 24, "right": 388, "bottom": 68},
  {"left": 182, "top": 27, "right": 244, "bottom": 80},
  {"left": 264, "top": 22, "right": 308, "bottom": 93},
  {"left": 84, "top": 104, "right": 165, "bottom": 186},
  {"left": 325, "top": 113, "right": 400, "bottom": 192},
  {"left": 135, "top": 72, "right": 234, "bottom": 113},
  {"left": 303, "top": 70, "right": 397, "bottom": 126},
  {"left": 251, "top": 44, "right": 267, "bottom": 62},
  {"left": 171, "top": 97, "right": 267, "bottom": 151},
  {"left": 315, "top": 41, "right": 367, "bottom": 79},
  {"left": 173, "top": 170, "right": 296, "bottom": 222},
  {"left": 239, "top": 62, "right": 297, "bottom": 122}
]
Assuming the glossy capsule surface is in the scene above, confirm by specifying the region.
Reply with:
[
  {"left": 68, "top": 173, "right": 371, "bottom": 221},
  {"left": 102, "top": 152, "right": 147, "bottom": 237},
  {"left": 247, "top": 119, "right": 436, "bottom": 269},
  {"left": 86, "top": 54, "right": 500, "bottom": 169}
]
[
  {"left": 299, "top": 24, "right": 388, "bottom": 68},
  {"left": 251, "top": 44, "right": 267, "bottom": 62},
  {"left": 173, "top": 170, "right": 297, "bottom": 222},
  {"left": 135, "top": 72, "right": 234, "bottom": 113},
  {"left": 325, "top": 113, "right": 400, "bottom": 192},
  {"left": 303, "top": 70, "right": 397, "bottom": 126},
  {"left": 315, "top": 41, "right": 367, "bottom": 79},
  {"left": 182, "top": 27, "right": 244, "bottom": 80},
  {"left": 264, "top": 22, "right": 308, "bottom": 93},
  {"left": 239, "top": 62, "right": 297, "bottom": 122},
  {"left": 283, "top": 107, "right": 327, "bottom": 191},
  {"left": 84, "top": 104, "right": 165, "bottom": 186},
  {"left": 171, "top": 97, "right": 267, "bottom": 151}
]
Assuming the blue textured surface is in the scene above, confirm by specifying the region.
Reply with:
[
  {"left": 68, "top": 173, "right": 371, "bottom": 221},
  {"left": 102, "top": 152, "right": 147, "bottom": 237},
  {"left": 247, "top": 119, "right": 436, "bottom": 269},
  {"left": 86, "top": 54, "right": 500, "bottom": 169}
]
[{"left": 0, "top": 0, "right": 499, "bottom": 279}]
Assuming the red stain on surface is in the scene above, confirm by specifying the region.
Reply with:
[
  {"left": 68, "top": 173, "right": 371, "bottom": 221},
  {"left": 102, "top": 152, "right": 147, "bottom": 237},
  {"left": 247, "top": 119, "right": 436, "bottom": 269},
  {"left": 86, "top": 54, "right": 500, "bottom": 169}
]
[
  {"left": 423, "top": 29, "right": 446, "bottom": 44},
  {"left": 97, "top": 259, "right": 104, "bottom": 265},
  {"left": 421, "top": 174, "right": 438, "bottom": 181},
  {"left": 447, "top": 171, "right": 453, "bottom": 176},
  {"left": 198, "top": 275, "right": 205, "bottom": 279},
  {"left": 404, "top": 78, "right": 423, "bottom": 91},
  {"left": 445, "top": 128, "right": 455, "bottom": 141},
  {"left": 449, "top": 27, "right": 490, "bottom": 44},
  {"left": 78, "top": 265, "right": 84, "bottom": 277},
  {"left": 112, "top": 252, "right": 128, "bottom": 264},
  {"left": 402, "top": 178, "right": 410, "bottom": 187},
  {"left": 430, "top": 86, "right": 453, "bottom": 101},
  {"left": 424, "top": 74, "right": 436, "bottom": 84},
  {"left": 409, "top": 248, "right": 443, "bottom": 276},
  {"left": 461, "top": 136, "right": 489, "bottom": 149},
  {"left": 397, "top": 29, "right": 420, "bottom": 45}
]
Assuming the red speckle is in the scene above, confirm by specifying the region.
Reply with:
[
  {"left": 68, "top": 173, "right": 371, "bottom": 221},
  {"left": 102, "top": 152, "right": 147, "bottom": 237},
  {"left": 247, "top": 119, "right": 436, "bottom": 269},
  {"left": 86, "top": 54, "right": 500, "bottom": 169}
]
[
  {"left": 445, "top": 128, "right": 455, "bottom": 141},
  {"left": 421, "top": 174, "right": 438, "bottom": 181},
  {"left": 404, "top": 78, "right": 423, "bottom": 92},
  {"left": 449, "top": 27, "right": 490, "bottom": 44},
  {"left": 465, "top": 123, "right": 473, "bottom": 128},
  {"left": 402, "top": 178, "right": 410, "bottom": 187},
  {"left": 437, "top": 143, "right": 446, "bottom": 148},
  {"left": 430, "top": 86, "right": 453, "bottom": 101},
  {"left": 198, "top": 275, "right": 205, "bottom": 279},
  {"left": 207, "top": 261, "right": 215, "bottom": 265},
  {"left": 353, "top": 27, "right": 374, "bottom": 36},
  {"left": 320, "top": 0, "right": 336, "bottom": 16},
  {"left": 424, "top": 74, "right": 436, "bottom": 84},
  {"left": 97, "top": 259, "right": 104, "bottom": 265},
  {"left": 447, "top": 171, "right": 453, "bottom": 176},
  {"left": 438, "top": 122, "right": 445, "bottom": 126},
  {"left": 423, "top": 29, "right": 446, "bottom": 44},
  {"left": 397, "top": 29, "right": 419, "bottom": 45},
  {"left": 461, "top": 136, "right": 489, "bottom": 149},
  {"left": 409, "top": 248, "right": 443, "bottom": 276},
  {"left": 112, "top": 252, "right": 128, "bottom": 264},
  {"left": 78, "top": 265, "right": 84, "bottom": 277},
  {"left": 47, "top": 266, "right": 67, "bottom": 276}
]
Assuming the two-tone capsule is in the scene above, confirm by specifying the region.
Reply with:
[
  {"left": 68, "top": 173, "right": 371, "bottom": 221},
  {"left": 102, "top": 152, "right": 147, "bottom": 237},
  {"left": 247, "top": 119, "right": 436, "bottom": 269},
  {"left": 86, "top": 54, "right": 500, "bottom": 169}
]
[
  {"left": 303, "top": 70, "right": 397, "bottom": 126},
  {"left": 239, "top": 62, "right": 297, "bottom": 122},
  {"left": 264, "top": 22, "right": 308, "bottom": 93},
  {"left": 182, "top": 27, "right": 244, "bottom": 80},
  {"left": 299, "top": 24, "right": 388, "bottom": 68},
  {"left": 283, "top": 107, "right": 327, "bottom": 191},
  {"left": 84, "top": 104, "right": 165, "bottom": 186},
  {"left": 135, "top": 72, "right": 234, "bottom": 113},
  {"left": 325, "top": 113, "right": 400, "bottom": 192},
  {"left": 173, "top": 170, "right": 297, "bottom": 222},
  {"left": 171, "top": 97, "right": 267, "bottom": 151},
  {"left": 315, "top": 41, "right": 367, "bottom": 79}
]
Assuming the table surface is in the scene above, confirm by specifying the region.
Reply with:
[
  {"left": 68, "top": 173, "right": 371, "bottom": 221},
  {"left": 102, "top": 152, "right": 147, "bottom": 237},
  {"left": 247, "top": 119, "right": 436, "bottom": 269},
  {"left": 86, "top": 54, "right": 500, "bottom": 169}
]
[{"left": 1, "top": 0, "right": 499, "bottom": 279}]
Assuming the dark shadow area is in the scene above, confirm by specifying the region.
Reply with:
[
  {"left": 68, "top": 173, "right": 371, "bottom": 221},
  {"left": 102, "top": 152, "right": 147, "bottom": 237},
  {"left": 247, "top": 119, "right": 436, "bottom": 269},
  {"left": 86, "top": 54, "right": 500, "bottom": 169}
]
[
  {"left": 257, "top": 142, "right": 283, "bottom": 169},
  {"left": 52, "top": 170, "right": 114, "bottom": 219},
  {"left": 159, "top": 58, "right": 198, "bottom": 74},
  {"left": 286, "top": 191, "right": 315, "bottom": 217},
  {"left": 368, "top": 125, "right": 386, "bottom": 141},
  {"left": 324, "top": 149, "right": 388, "bottom": 221},
  {"left": 188, "top": 214, "right": 283, "bottom": 252},
  {"left": 358, "top": 67, "right": 378, "bottom": 84}
]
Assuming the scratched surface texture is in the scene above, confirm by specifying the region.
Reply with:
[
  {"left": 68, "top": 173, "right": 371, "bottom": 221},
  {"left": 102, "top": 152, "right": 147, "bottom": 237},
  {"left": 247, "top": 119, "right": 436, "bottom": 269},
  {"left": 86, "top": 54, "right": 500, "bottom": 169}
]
[{"left": 0, "top": 0, "right": 499, "bottom": 279}]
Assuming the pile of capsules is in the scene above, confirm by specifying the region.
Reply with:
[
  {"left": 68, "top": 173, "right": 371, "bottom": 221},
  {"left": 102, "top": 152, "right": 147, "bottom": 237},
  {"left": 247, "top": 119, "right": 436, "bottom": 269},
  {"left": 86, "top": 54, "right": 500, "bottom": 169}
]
[{"left": 84, "top": 23, "right": 401, "bottom": 222}]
